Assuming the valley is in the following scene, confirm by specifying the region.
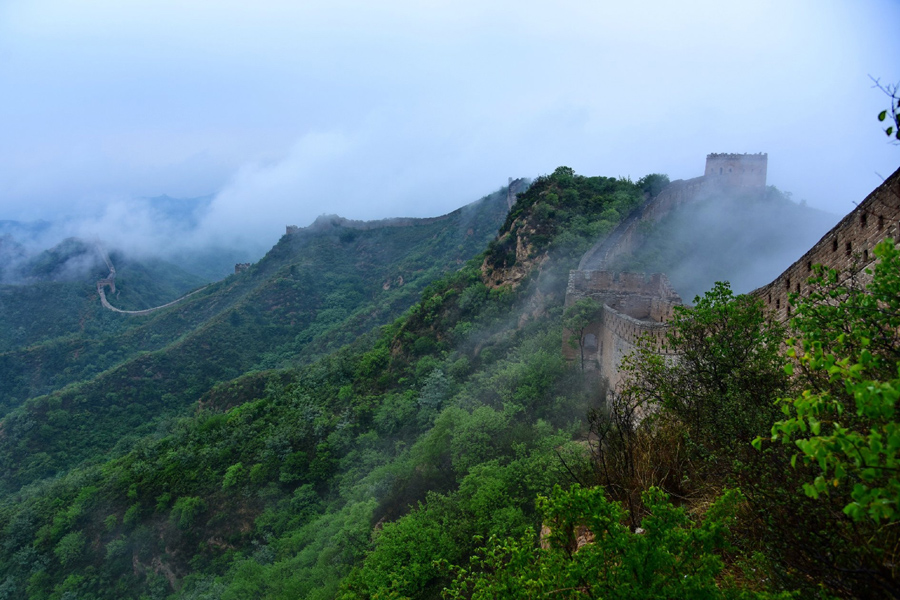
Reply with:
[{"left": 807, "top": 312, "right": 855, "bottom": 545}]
[{"left": 0, "top": 162, "right": 897, "bottom": 599}]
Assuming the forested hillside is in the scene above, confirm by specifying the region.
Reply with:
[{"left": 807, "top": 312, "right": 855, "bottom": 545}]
[
  {"left": 0, "top": 168, "right": 665, "bottom": 598},
  {"left": 0, "top": 167, "right": 896, "bottom": 600},
  {"left": 0, "top": 188, "right": 508, "bottom": 488}
]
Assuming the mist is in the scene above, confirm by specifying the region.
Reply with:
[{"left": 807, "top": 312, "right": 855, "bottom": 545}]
[
  {"left": 608, "top": 186, "right": 839, "bottom": 303},
  {"left": 0, "top": 0, "right": 897, "bottom": 278}
]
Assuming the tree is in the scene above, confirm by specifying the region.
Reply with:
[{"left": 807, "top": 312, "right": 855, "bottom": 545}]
[
  {"left": 54, "top": 531, "right": 85, "bottom": 567},
  {"left": 604, "top": 282, "right": 892, "bottom": 595},
  {"left": 563, "top": 298, "right": 603, "bottom": 371},
  {"left": 445, "top": 484, "right": 786, "bottom": 599},
  {"left": 636, "top": 173, "right": 670, "bottom": 197},
  {"left": 590, "top": 282, "right": 789, "bottom": 525},
  {"left": 873, "top": 77, "right": 900, "bottom": 143},
  {"left": 762, "top": 239, "right": 900, "bottom": 523},
  {"left": 631, "top": 282, "right": 787, "bottom": 461}
]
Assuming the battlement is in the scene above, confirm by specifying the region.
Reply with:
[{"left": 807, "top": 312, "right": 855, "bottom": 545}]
[
  {"left": 563, "top": 270, "right": 682, "bottom": 387},
  {"left": 706, "top": 152, "right": 768, "bottom": 160},
  {"left": 704, "top": 152, "right": 767, "bottom": 188}
]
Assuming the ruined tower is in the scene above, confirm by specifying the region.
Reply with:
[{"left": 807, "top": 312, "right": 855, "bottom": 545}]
[{"left": 704, "top": 153, "right": 767, "bottom": 189}]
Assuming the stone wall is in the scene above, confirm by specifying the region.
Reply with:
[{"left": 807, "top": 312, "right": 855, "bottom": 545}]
[
  {"left": 577, "top": 173, "right": 757, "bottom": 271},
  {"left": 596, "top": 304, "right": 677, "bottom": 389},
  {"left": 566, "top": 162, "right": 900, "bottom": 392},
  {"left": 565, "top": 158, "right": 725, "bottom": 387},
  {"left": 752, "top": 166, "right": 900, "bottom": 322},
  {"left": 579, "top": 155, "right": 768, "bottom": 272},
  {"left": 563, "top": 270, "right": 682, "bottom": 388},
  {"left": 578, "top": 176, "right": 705, "bottom": 270},
  {"left": 568, "top": 152, "right": 775, "bottom": 389},
  {"left": 704, "top": 152, "right": 767, "bottom": 189},
  {"left": 564, "top": 146, "right": 900, "bottom": 396}
]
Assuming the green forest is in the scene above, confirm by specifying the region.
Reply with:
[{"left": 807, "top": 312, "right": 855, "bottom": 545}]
[{"left": 0, "top": 167, "right": 897, "bottom": 600}]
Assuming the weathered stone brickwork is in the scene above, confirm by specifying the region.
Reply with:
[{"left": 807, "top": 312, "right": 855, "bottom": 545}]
[
  {"left": 565, "top": 159, "right": 900, "bottom": 392},
  {"left": 704, "top": 152, "right": 767, "bottom": 189},
  {"left": 752, "top": 166, "right": 900, "bottom": 323},
  {"left": 568, "top": 153, "right": 766, "bottom": 387},
  {"left": 563, "top": 271, "right": 681, "bottom": 389}
]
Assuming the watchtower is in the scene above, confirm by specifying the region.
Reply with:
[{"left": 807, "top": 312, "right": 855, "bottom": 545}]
[{"left": 704, "top": 153, "right": 767, "bottom": 189}]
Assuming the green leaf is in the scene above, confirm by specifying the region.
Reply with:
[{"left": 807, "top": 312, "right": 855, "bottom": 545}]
[{"left": 879, "top": 110, "right": 888, "bottom": 121}]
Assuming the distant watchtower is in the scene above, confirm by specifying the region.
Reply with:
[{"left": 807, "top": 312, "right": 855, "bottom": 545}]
[{"left": 704, "top": 153, "right": 767, "bottom": 189}]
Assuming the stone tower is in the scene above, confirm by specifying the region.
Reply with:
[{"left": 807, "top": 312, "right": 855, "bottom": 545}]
[{"left": 704, "top": 153, "right": 767, "bottom": 189}]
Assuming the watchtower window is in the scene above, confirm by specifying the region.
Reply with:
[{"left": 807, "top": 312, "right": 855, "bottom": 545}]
[
  {"left": 832, "top": 239, "right": 838, "bottom": 252},
  {"left": 796, "top": 282, "right": 800, "bottom": 293},
  {"left": 845, "top": 241, "right": 852, "bottom": 256},
  {"left": 786, "top": 277, "right": 791, "bottom": 290},
  {"left": 719, "top": 167, "right": 723, "bottom": 175},
  {"left": 776, "top": 298, "right": 781, "bottom": 309},
  {"left": 807, "top": 260, "right": 812, "bottom": 272},
  {"left": 861, "top": 213, "right": 868, "bottom": 228},
  {"left": 864, "top": 249, "right": 869, "bottom": 262},
  {"left": 878, "top": 215, "right": 884, "bottom": 230}
]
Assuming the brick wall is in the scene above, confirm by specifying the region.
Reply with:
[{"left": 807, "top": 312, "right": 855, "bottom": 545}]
[
  {"left": 704, "top": 153, "right": 767, "bottom": 189},
  {"left": 752, "top": 166, "right": 900, "bottom": 322},
  {"left": 565, "top": 160, "right": 900, "bottom": 392},
  {"left": 563, "top": 270, "right": 681, "bottom": 386}
]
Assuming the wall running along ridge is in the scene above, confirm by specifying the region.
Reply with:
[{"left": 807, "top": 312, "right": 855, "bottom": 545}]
[
  {"left": 93, "top": 242, "right": 209, "bottom": 315},
  {"left": 563, "top": 271, "right": 681, "bottom": 389},
  {"left": 565, "top": 153, "right": 769, "bottom": 388},
  {"left": 564, "top": 155, "right": 900, "bottom": 391},
  {"left": 752, "top": 165, "right": 900, "bottom": 322}
]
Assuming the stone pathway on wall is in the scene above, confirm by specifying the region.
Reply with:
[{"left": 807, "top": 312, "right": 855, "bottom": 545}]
[{"left": 94, "top": 241, "right": 209, "bottom": 316}]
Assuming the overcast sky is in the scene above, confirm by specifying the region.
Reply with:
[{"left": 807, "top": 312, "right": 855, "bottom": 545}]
[{"left": 1, "top": 0, "right": 898, "bottom": 252}]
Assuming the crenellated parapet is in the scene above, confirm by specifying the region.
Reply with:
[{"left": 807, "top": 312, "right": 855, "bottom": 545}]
[
  {"left": 567, "top": 154, "right": 900, "bottom": 396},
  {"left": 563, "top": 270, "right": 682, "bottom": 389},
  {"left": 704, "top": 152, "right": 767, "bottom": 189},
  {"left": 751, "top": 165, "right": 900, "bottom": 322}
]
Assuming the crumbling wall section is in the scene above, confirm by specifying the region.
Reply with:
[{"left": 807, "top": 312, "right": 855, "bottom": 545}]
[{"left": 563, "top": 270, "right": 681, "bottom": 386}]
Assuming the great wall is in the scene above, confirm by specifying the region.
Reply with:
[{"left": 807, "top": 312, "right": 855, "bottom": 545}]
[
  {"left": 90, "top": 159, "right": 900, "bottom": 369},
  {"left": 565, "top": 154, "right": 900, "bottom": 390},
  {"left": 283, "top": 180, "right": 530, "bottom": 237},
  {"left": 94, "top": 242, "right": 209, "bottom": 315}
]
